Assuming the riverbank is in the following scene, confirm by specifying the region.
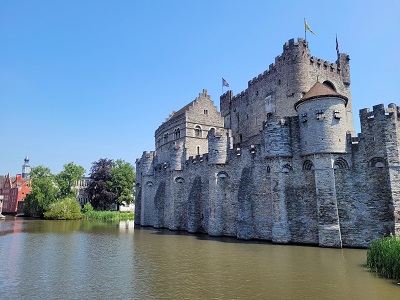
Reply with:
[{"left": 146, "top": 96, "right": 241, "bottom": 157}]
[{"left": 82, "top": 210, "right": 134, "bottom": 221}]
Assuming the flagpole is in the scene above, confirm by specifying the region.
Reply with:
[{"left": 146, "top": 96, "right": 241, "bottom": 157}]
[{"left": 304, "top": 18, "right": 307, "bottom": 41}]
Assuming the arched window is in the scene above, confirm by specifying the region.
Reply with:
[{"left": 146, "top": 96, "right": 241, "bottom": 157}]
[
  {"left": 368, "top": 157, "right": 387, "bottom": 168},
  {"left": 175, "top": 177, "right": 184, "bottom": 184},
  {"left": 333, "top": 157, "right": 349, "bottom": 169},
  {"left": 174, "top": 128, "right": 181, "bottom": 139},
  {"left": 282, "top": 164, "right": 293, "bottom": 173},
  {"left": 323, "top": 80, "right": 337, "bottom": 92},
  {"left": 217, "top": 171, "right": 229, "bottom": 179},
  {"left": 164, "top": 133, "right": 169, "bottom": 143},
  {"left": 194, "top": 125, "right": 202, "bottom": 138},
  {"left": 302, "top": 160, "right": 314, "bottom": 170}
]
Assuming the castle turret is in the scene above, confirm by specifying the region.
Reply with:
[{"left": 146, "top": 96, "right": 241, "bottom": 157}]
[
  {"left": 264, "top": 116, "right": 292, "bottom": 157},
  {"left": 295, "top": 82, "right": 349, "bottom": 248},
  {"left": 295, "top": 82, "right": 349, "bottom": 156},
  {"left": 170, "top": 142, "right": 185, "bottom": 171},
  {"left": 140, "top": 151, "right": 155, "bottom": 176},
  {"left": 208, "top": 128, "right": 231, "bottom": 165}
]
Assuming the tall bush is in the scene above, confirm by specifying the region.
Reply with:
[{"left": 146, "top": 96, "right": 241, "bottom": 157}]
[
  {"left": 44, "top": 197, "right": 82, "bottom": 220},
  {"left": 366, "top": 236, "right": 400, "bottom": 280}
]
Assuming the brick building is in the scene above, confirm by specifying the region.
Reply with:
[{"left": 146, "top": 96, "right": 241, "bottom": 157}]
[{"left": 0, "top": 157, "right": 31, "bottom": 214}]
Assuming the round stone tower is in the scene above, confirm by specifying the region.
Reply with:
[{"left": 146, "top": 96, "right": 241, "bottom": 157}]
[{"left": 295, "top": 82, "right": 349, "bottom": 156}]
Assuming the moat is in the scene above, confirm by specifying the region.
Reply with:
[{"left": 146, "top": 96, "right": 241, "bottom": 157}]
[{"left": 0, "top": 216, "right": 398, "bottom": 299}]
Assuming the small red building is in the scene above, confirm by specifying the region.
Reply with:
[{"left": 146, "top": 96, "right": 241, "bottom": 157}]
[
  {"left": 0, "top": 157, "right": 31, "bottom": 214},
  {"left": 0, "top": 174, "right": 31, "bottom": 214}
]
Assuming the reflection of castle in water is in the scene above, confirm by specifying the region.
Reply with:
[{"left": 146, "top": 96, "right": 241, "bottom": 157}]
[{"left": 135, "top": 38, "right": 400, "bottom": 248}]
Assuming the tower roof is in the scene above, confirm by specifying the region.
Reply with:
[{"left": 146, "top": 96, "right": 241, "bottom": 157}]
[{"left": 294, "top": 82, "right": 348, "bottom": 110}]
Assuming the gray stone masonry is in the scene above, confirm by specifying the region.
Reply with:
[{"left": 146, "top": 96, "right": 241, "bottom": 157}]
[{"left": 135, "top": 38, "right": 400, "bottom": 248}]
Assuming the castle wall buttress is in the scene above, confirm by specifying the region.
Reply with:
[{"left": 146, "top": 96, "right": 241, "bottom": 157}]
[{"left": 313, "top": 154, "right": 342, "bottom": 248}]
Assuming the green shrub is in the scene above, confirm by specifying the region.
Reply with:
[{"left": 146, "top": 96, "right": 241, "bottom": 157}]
[
  {"left": 43, "top": 197, "right": 83, "bottom": 220},
  {"left": 82, "top": 210, "right": 133, "bottom": 221},
  {"left": 366, "top": 236, "right": 400, "bottom": 280},
  {"left": 82, "top": 202, "right": 94, "bottom": 214}
]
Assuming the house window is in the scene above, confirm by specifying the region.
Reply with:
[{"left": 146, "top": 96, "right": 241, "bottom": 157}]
[
  {"left": 204, "top": 110, "right": 208, "bottom": 115},
  {"left": 197, "top": 146, "right": 200, "bottom": 155}
]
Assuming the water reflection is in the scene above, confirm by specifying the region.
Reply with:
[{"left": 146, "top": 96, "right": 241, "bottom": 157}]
[{"left": 0, "top": 217, "right": 398, "bottom": 300}]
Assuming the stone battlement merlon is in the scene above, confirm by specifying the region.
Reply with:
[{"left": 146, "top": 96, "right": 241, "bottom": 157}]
[
  {"left": 360, "top": 104, "right": 399, "bottom": 119},
  {"left": 282, "top": 37, "right": 307, "bottom": 52},
  {"left": 231, "top": 89, "right": 248, "bottom": 104},
  {"left": 309, "top": 56, "right": 340, "bottom": 73}
]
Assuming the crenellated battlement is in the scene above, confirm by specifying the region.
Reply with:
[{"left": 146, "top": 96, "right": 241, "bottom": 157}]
[
  {"left": 220, "top": 90, "right": 233, "bottom": 117},
  {"left": 282, "top": 37, "right": 307, "bottom": 52},
  {"left": 231, "top": 89, "right": 248, "bottom": 106},
  {"left": 360, "top": 103, "right": 399, "bottom": 119},
  {"left": 309, "top": 56, "right": 340, "bottom": 73}
]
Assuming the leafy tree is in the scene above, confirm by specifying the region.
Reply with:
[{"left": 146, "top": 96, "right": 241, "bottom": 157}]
[
  {"left": 56, "top": 162, "right": 85, "bottom": 198},
  {"left": 86, "top": 158, "right": 115, "bottom": 210},
  {"left": 24, "top": 166, "right": 59, "bottom": 217},
  {"left": 44, "top": 196, "right": 82, "bottom": 220},
  {"left": 108, "top": 159, "right": 136, "bottom": 210}
]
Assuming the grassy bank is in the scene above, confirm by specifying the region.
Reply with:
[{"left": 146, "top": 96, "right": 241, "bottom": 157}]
[
  {"left": 366, "top": 236, "right": 400, "bottom": 280},
  {"left": 82, "top": 210, "right": 134, "bottom": 221}
]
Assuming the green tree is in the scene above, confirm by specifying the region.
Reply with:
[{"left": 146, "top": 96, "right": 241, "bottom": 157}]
[
  {"left": 24, "top": 166, "right": 59, "bottom": 217},
  {"left": 86, "top": 158, "right": 115, "bottom": 210},
  {"left": 44, "top": 196, "right": 82, "bottom": 220},
  {"left": 56, "top": 162, "right": 85, "bottom": 198},
  {"left": 108, "top": 159, "right": 136, "bottom": 210}
]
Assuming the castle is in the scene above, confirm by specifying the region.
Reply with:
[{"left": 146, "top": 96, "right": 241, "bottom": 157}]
[{"left": 134, "top": 38, "right": 400, "bottom": 248}]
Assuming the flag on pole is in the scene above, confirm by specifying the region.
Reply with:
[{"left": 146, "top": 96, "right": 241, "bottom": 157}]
[
  {"left": 336, "top": 34, "right": 340, "bottom": 57},
  {"left": 304, "top": 19, "right": 316, "bottom": 35},
  {"left": 222, "top": 77, "right": 229, "bottom": 87}
]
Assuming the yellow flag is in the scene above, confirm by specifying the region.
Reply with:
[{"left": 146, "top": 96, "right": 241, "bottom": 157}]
[{"left": 304, "top": 19, "right": 316, "bottom": 35}]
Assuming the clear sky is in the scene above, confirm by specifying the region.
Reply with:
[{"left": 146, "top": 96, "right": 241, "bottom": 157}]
[{"left": 1, "top": 0, "right": 399, "bottom": 176}]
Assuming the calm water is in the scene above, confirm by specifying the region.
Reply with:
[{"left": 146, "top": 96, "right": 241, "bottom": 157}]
[{"left": 0, "top": 216, "right": 398, "bottom": 300}]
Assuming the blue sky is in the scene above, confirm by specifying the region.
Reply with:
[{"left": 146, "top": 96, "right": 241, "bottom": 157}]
[{"left": 1, "top": 0, "right": 399, "bottom": 175}]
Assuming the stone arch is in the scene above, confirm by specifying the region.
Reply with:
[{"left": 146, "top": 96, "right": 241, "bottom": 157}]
[
  {"left": 323, "top": 80, "right": 336, "bottom": 92},
  {"left": 334, "top": 157, "right": 349, "bottom": 169},
  {"left": 302, "top": 160, "right": 314, "bottom": 170},
  {"left": 217, "top": 171, "right": 229, "bottom": 179},
  {"left": 368, "top": 157, "right": 387, "bottom": 168},
  {"left": 282, "top": 164, "right": 293, "bottom": 173},
  {"left": 145, "top": 181, "right": 153, "bottom": 187},
  {"left": 175, "top": 177, "right": 185, "bottom": 184}
]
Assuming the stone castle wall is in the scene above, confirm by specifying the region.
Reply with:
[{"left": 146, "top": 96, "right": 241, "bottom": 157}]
[
  {"left": 135, "top": 38, "right": 400, "bottom": 248},
  {"left": 220, "top": 38, "right": 354, "bottom": 148}
]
